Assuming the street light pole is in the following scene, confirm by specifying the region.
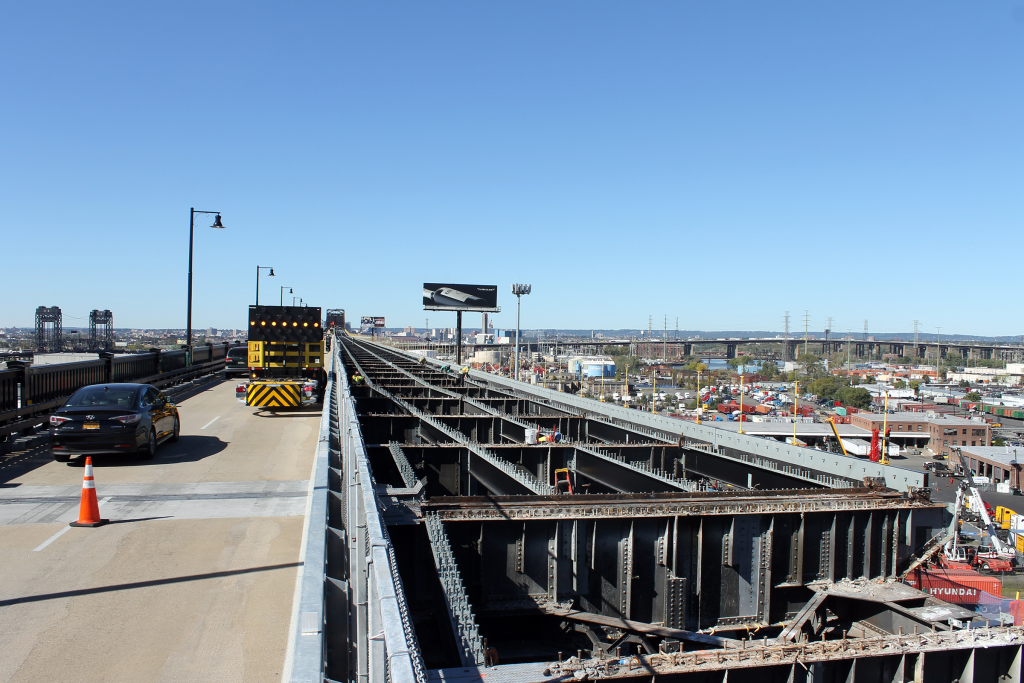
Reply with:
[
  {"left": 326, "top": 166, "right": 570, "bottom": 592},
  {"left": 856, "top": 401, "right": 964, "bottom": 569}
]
[
  {"left": 280, "top": 286, "right": 292, "bottom": 306},
  {"left": 255, "top": 266, "right": 275, "bottom": 305},
  {"left": 187, "top": 208, "right": 225, "bottom": 365},
  {"left": 511, "top": 284, "right": 532, "bottom": 381}
]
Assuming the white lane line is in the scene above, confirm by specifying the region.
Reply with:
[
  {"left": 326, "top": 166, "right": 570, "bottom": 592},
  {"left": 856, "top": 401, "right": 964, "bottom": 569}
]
[
  {"left": 32, "top": 526, "right": 70, "bottom": 551},
  {"left": 201, "top": 416, "right": 220, "bottom": 430},
  {"left": 33, "top": 496, "right": 112, "bottom": 551}
]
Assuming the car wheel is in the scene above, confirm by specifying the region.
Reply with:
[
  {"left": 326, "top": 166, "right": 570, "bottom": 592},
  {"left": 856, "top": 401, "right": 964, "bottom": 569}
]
[
  {"left": 141, "top": 429, "right": 157, "bottom": 460},
  {"left": 982, "top": 562, "right": 990, "bottom": 572},
  {"left": 170, "top": 417, "right": 180, "bottom": 442}
]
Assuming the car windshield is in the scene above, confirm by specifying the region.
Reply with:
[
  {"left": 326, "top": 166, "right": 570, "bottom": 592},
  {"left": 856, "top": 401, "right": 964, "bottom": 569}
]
[{"left": 65, "top": 386, "right": 137, "bottom": 408}]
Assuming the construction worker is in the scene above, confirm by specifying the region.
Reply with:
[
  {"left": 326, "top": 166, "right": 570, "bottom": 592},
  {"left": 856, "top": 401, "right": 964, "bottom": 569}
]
[
  {"left": 459, "top": 365, "right": 469, "bottom": 386},
  {"left": 418, "top": 356, "right": 427, "bottom": 366},
  {"left": 352, "top": 373, "right": 364, "bottom": 386}
]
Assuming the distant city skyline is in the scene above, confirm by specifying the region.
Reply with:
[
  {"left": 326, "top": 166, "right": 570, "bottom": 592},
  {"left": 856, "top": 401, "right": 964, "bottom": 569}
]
[{"left": 3, "top": 4, "right": 1022, "bottom": 333}]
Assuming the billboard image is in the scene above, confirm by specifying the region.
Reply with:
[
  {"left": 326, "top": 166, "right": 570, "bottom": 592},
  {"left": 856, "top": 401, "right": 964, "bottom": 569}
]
[
  {"left": 360, "top": 316, "right": 385, "bottom": 328},
  {"left": 422, "top": 283, "right": 499, "bottom": 312}
]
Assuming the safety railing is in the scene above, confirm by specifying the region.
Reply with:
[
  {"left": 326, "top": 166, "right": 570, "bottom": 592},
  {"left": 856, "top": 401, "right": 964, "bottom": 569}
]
[
  {"left": 0, "top": 343, "right": 241, "bottom": 437},
  {"left": 289, "top": 336, "right": 425, "bottom": 682}
]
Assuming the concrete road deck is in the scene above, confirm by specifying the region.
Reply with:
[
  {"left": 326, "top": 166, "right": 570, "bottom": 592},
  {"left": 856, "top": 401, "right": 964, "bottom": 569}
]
[{"left": 0, "top": 379, "right": 320, "bottom": 683}]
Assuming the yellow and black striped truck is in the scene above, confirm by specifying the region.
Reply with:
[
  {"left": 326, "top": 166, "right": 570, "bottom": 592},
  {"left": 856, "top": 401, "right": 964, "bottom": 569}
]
[{"left": 239, "top": 305, "right": 325, "bottom": 408}]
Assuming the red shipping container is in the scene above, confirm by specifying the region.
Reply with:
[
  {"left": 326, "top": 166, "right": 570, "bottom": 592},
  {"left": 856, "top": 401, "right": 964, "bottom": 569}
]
[{"left": 904, "top": 568, "right": 1002, "bottom": 605}]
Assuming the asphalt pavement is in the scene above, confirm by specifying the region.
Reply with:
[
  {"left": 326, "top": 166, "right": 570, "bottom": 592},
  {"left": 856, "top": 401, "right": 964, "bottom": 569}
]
[{"left": 0, "top": 377, "right": 321, "bottom": 683}]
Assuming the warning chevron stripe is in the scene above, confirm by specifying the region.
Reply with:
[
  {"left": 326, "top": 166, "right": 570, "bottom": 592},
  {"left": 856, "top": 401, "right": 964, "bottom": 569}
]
[{"left": 246, "top": 383, "right": 301, "bottom": 407}]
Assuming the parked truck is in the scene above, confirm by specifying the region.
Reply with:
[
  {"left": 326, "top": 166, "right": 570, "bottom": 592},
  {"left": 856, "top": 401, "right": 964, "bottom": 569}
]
[{"left": 240, "top": 305, "right": 326, "bottom": 408}]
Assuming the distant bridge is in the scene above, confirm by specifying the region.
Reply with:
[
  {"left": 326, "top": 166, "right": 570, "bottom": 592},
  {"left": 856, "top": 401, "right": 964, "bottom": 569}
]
[{"left": 390, "top": 336, "right": 1024, "bottom": 363}]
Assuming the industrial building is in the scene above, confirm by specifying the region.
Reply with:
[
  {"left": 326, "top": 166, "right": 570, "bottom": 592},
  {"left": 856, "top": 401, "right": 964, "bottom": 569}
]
[
  {"left": 850, "top": 412, "right": 991, "bottom": 457},
  {"left": 952, "top": 445, "right": 1023, "bottom": 487}
]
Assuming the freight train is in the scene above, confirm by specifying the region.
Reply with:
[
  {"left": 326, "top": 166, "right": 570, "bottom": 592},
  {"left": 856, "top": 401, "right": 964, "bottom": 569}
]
[{"left": 240, "top": 305, "right": 326, "bottom": 408}]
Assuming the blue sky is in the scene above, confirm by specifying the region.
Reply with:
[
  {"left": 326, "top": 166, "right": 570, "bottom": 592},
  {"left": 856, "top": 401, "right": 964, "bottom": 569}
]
[{"left": 2, "top": 2, "right": 1022, "bottom": 335}]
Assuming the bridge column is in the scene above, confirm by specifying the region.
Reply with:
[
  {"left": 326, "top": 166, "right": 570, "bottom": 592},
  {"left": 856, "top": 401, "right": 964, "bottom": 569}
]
[
  {"left": 683, "top": 343, "right": 692, "bottom": 356},
  {"left": 726, "top": 343, "right": 737, "bottom": 359}
]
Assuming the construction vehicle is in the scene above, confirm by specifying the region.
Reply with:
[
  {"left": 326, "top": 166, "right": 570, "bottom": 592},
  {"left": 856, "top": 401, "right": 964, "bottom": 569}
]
[
  {"left": 239, "top": 305, "right": 325, "bottom": 408},
  {"left": 939, "top": 483, "right": 1015, "bottom": 573},
  {"left": 900, "top": 482, "right": 1015, "bottom": 578},
  {"left": 826, "top": 417, "right": 848, "bottom": 456}
]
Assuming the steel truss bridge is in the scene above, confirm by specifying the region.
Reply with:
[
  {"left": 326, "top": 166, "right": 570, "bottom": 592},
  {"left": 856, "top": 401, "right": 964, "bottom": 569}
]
[{"left": 288, "top": 334, "right": 1024, "bottom": 683}]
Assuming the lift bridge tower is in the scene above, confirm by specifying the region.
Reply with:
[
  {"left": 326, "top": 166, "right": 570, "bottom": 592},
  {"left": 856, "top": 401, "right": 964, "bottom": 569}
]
[
  {"left": 35, "top": 306, "right": 63, "bottom": 352},
  {"left": 89, "top": 309, "right": 115, "bottom": 352}
]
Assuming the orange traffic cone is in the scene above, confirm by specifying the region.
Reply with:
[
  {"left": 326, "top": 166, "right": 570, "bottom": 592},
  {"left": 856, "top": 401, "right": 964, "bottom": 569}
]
[{"left": 70, "top": 457, "right": 108, "bottom": 527}]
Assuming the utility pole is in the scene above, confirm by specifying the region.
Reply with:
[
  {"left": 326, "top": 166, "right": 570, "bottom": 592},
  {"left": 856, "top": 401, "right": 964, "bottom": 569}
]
[
  {"left": 784, "top": 311, "right": 790, "bottom": 361},
  {"left": 846, "top": 329, "right": 852, "bottom": 373},
  {"left": 913, "top": 320, "right": 920, "bottom": 359},
  {"left": 511, "top": 284, "right": 532, "bottom": 380},
  {"left": 864, "top": 320, "right": 870, "bottom": 360}
]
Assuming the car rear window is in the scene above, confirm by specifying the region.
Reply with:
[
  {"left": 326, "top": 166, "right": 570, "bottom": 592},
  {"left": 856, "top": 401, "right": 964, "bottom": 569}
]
[
  {"left": 66, "top": 386, "right": 137, "bottom": 408},
  {"left": 227, "top": 348, "right": 247, "bottom": 358}
]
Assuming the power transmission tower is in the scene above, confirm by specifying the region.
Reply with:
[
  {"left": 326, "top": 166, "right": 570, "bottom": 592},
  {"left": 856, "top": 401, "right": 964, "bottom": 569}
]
[
  {"left": 803, "top": 310, "right": 810, "bottom": 357},
  {"left": 863, "top": 320, "right": 868, "bottom": 341},
  {"left": 675, "top": 317, "right": 679, "bottom": 340}
]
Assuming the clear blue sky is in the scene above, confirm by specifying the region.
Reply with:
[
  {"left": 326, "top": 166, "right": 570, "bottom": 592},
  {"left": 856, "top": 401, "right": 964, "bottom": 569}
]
[{"left": 3, "top": 2, "right": 1022, "bottom": 336}]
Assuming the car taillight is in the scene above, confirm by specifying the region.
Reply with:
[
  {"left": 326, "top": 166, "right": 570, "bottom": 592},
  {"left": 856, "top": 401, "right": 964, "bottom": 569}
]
[
  {"left": 112, "top": 414, "right": 142, "bottom": 425},
  {"left": 50, "top": 415, "right": 70, "bottom": 426}
]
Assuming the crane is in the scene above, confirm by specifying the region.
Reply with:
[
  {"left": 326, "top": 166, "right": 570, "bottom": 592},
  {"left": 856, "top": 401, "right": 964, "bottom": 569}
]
[
  {"left": 826, "top": 417, "right": 848, "bottom": 456},
  {"left": 942, "top": 483, "right": 1014, "bottom": 572}
]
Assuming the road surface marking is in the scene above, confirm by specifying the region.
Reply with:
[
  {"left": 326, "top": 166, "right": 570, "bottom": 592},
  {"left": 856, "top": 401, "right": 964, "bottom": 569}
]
[
  {"left": 201, "top": 416, "right": 220, "bottom": 430},
  {"left": 33, "top": 497, "right": 112, "bottom": 551}
]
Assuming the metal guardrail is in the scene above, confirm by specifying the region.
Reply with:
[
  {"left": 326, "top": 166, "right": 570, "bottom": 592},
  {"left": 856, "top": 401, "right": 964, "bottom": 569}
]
[
  {"left": 0, "top": 343, "right": 238, "bottom": 438},
  {"left": 288, "top": 336, "right": 424, "bottom": 682}
]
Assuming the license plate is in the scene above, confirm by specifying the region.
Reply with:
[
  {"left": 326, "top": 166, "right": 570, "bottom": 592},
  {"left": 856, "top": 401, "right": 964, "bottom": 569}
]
[{"left": 83, "top": 422, "right": 100, "bottom": 430}]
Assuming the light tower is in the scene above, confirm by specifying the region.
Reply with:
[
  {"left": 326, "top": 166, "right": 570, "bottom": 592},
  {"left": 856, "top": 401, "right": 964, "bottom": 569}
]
[{"left": 511, "top": 284, "right": 532, "bottom": 381}]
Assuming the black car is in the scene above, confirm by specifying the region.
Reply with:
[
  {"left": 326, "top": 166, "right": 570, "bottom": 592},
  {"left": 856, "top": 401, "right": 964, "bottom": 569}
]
[
  {"left": 224, "top": 346, "right": 249, "bottom": 377},
  {"left": 49, "top": 383, "right": 179, "bottom": 462}
]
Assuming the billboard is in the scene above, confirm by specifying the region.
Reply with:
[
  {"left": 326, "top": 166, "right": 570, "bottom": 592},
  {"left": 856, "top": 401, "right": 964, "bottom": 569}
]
[
  {"left": 360, "top": 316, "right": 385, "bottom": 328},
  {"left": 248, "top": 305, "right": 323, "bottom": 343},
  {"left": 422, "top": 283, "right": 499, "bottom": 312}
]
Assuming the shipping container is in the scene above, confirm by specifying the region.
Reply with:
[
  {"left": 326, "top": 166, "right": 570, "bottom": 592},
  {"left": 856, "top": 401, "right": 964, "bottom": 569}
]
[{"left": 904, "top": 568, "right": 1002, "bottom": 605}]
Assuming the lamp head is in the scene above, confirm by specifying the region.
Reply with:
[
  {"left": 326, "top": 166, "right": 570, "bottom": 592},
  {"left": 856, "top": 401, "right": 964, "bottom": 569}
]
[
  {"left": 268, "top": 268, "right": 275, "bottom": 277},
  {"left": 289, "top": 288, "right": 293, "bottom": 294},
  {"left": 211, "top": 214, "right": 225, "bottom": 229}
]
